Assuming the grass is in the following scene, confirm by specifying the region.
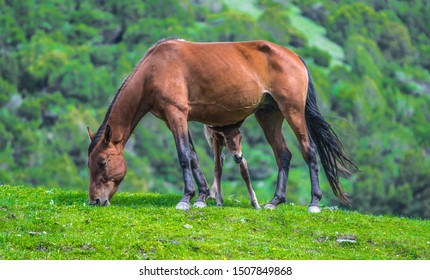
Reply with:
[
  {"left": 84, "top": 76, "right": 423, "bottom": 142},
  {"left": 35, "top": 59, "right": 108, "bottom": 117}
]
[{"left": 1, "top": 185, "right": 429, "bottom": 260}]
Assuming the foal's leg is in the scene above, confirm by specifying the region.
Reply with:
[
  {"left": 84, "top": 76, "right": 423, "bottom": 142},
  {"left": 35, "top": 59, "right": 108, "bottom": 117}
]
[
  {"left": 213, "top": 140, "right": 225, "bottom": 206},
  {"left": 255, "top": 108, "right": 292, "bottom": 209},
  {"left": 188, "top": 131, "right": 209, "bottom": 208},
  {"left": 165, "top": 107, "right": 195, "bottom": 210},
  {"left": 206, "top": 129, "right": 225, "bottom": 206},
  {"left": 204, "top": 126, "right": 219, "bottom": 200},
  {"left": 224, "top": 133, "right": 260, "bottom": 210}
]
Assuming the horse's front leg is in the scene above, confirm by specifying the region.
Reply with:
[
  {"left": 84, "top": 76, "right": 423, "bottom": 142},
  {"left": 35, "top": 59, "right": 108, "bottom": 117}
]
[
  {"left": 255, "top": 109, "right": 291, "bottom": 209},
  {"left": 188, "top": 131, "right": 209, "bottom": 208},
  {"left": 166, "top": 108, "right": 195, "bottom": 210}
]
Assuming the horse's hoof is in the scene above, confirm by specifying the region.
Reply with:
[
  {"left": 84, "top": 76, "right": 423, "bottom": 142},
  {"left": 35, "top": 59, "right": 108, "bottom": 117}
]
[
  {"left": 193, "top": 201, "right": 207, "bottom": 208},
  {"left": 176, "top": 202, "right": 191, "bottom": 211},
  {"left": 308, "top": 205, "right": 321, "bottom": 213},
  {"left": 209, "top": 190, "right": 217, "bottom": 200},
  {"left": 264, "top": 204, "right": 277, "bottom": 210}
]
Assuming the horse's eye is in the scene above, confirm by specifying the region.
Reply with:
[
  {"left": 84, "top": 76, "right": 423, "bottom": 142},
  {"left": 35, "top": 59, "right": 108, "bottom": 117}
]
[{"left": 98, "top": 160, "right": 107, "bottom": 168}]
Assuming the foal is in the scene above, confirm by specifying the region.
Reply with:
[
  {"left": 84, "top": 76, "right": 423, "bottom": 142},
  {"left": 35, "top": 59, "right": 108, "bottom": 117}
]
[{"left": 204, "top": 121, "right": 260, "bottom": 209}]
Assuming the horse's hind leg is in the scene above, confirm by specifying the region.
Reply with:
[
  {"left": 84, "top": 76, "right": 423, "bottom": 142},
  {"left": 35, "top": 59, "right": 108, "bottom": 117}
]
[
  {"left": 188, "top": 131, "right": 209, "bottom": 208},
  {"left": 224, "top": 132, "right": 260, "bottom": 210},
  {"left": 288, "top": 116, "right": 322, "bottom": 212},
  {"left": 255, "top": 108, "right": 292, "bottom": 209},
  {"left": 276, "top": 101, "right": 322, "bottom": 213},
  {"left": 306, "top": 140, "right": 322, "bottom": 212}
]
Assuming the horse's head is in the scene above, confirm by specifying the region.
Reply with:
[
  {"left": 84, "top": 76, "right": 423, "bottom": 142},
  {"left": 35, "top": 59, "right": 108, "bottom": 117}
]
[{"left": 87, "top": 125, "right": 126, "bottom": 206}]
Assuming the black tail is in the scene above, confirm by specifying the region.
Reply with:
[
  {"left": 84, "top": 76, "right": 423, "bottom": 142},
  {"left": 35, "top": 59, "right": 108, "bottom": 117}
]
[{"left": 299, "top": 57, "right": 359, "bottom": 206}]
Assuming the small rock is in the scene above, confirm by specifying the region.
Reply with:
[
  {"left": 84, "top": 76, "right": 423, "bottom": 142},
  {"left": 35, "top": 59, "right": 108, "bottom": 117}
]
[
  {"left": 184, "top": 224, "right": 193, "bottom": 229},
  {"left": 28, "top": 231, "right": 46, "bottom": 236},
  {"left": 336, "top": 234, "right": 357, "bottom": 243}
]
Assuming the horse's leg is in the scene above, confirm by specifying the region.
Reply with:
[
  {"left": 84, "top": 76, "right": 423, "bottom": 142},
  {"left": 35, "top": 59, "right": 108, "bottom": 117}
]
[
  {"left": 255, "top": 108, "right": 292, "bottom": 209},
  {"left": 306, "top": 140, "right": 322, "bottom": 213},
  {"left": 273, "top": 96, "right": 322, "bottom": 213},
  {"left": 188, "top": 131, "right": 209, "bottom": 208},
  {"left": 239, "top": 158, "right": 260, "bottom": 209},
  {"left": 284, "top": 110, "right": 322, "bottom": 213},
  {"left": 225, "top": 133, "right": 260, "bottom": 210},
  {"left": 212, "top": 143, "right": 224, "bottom": 206},
  {"left": 165, "top": 107, "right": 195, "bottom": 211},
  {"left": 206, "top": 131, "right": 224, "bottom": 206},
  {"left": 204, "top": 126, "right": 220, "bottom": 200}
]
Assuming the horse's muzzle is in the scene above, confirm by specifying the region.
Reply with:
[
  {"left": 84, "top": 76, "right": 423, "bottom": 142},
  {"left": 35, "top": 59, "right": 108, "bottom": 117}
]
[{"left": 88, "top": 198, "right": 110, "bottom": 206}]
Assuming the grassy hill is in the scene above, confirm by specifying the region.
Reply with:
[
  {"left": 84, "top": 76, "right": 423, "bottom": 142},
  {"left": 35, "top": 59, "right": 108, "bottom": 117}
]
[
  {"left": 1, "top": 185, "right": 429, "bottom": 260},
  {"left": 2, "top": 0, "right": 430, "bottom": 219}
]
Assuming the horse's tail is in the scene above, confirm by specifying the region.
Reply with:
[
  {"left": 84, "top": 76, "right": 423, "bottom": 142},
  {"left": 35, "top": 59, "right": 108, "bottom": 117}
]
[{"left": 299, "top": 57, "right": 359, "bottom": 206}]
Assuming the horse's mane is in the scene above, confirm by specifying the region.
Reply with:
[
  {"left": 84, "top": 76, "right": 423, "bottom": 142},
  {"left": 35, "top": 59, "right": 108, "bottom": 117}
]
[{"left": 88, "top": 38, "right": 178, "bottom": 155}]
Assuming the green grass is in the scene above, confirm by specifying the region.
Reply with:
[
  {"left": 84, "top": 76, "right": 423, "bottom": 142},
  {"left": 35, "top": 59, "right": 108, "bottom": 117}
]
[{"left": 1, "top": 185, "right": 429, "bottom": 260}]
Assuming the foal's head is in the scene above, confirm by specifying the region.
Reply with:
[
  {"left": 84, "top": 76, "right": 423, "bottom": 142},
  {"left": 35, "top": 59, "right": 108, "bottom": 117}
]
[{"left": 87, "top": 125, "right": 126, "bottom": 206}]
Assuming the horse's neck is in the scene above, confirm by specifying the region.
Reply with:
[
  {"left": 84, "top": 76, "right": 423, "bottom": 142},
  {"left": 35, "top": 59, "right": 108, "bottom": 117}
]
[{"left": 106, "top": 80, "right": 148, "bottom": 144}]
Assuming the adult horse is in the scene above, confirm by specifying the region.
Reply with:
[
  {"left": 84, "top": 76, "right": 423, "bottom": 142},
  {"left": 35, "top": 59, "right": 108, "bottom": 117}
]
[{"left": 87, "top": 39, "right": 358, "bottom": 212}]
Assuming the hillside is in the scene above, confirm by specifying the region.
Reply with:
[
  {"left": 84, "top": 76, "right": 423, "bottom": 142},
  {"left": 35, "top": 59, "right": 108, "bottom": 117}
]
[
  {"left": 1, "top": 0, "right": 430, "bottom": 218},
  {"left": 1, "top": 186, "right": 429, "bottom": 260}
]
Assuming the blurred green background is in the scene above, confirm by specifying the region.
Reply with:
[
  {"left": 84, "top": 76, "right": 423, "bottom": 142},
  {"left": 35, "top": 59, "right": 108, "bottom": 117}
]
[{"left": 1, "top": 0, "right": 429, "bottom": 218}]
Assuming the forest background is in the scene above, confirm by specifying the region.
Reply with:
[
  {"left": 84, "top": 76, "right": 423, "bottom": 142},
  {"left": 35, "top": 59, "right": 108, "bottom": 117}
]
[{"left": 1, "top": 0, "right": 429, "bottom": 218}]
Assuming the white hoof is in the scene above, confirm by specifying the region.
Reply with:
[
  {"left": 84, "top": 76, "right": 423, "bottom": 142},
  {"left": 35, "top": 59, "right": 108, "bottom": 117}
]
[
  {"left": 264, "top": 204, "right": 277, "bottom": 210},
  {"left": 308, "top": 205, "right": 321, "bottom": 213},
  {"left": 176, "top": 202, "right": 191, "bottom": 211},
  {"left": 193, "top": 201, "right": 207, "bottom": 208}
]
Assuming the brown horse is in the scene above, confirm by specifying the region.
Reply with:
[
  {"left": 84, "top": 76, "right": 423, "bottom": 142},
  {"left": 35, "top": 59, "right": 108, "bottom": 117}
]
[
  {"left": 87, "top": 39, "right": 357, "bottom": 212},
  {"left": 204, "top": 121, "right": 260, "bottom": 209}
]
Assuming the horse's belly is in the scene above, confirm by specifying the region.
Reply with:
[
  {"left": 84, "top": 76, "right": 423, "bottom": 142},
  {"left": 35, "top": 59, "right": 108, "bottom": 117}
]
[
  {"left": 185, "top": 56, "right": 268, "bottom": 126},
  {"left": 188, "top": 91, "right": 264, "bottom": 126}
]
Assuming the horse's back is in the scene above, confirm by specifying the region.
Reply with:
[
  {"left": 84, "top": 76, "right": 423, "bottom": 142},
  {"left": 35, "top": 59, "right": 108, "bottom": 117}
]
[
  {"left": 146, "top": 39, "right": 302, "bottom": 83},
  {"left": 143, "top": 39, "right": 307, "bottom": 126}
]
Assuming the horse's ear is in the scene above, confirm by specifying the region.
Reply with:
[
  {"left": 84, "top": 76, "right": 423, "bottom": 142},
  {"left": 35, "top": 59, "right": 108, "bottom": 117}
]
[
  {"left": 87, "top": 126, "right": 95, "bottom": 141},
  {"left": 104, "top": 125, "right": 112, "bottom": 144}
]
